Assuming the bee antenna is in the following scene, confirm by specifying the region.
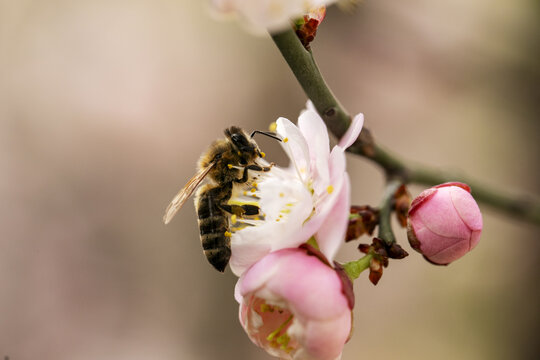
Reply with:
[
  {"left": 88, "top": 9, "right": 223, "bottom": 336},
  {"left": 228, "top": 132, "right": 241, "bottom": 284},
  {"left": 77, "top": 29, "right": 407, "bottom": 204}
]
[{"left": 250, "top": 130, "right": 282, "bottom": 142}]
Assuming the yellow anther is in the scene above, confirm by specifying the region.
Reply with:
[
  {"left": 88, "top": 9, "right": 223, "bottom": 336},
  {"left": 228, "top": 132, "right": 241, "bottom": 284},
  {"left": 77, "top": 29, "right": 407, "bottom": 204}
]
[
  {"left": 227, "top": 164, "right": 233, "bottom": 169},
  {"left": 269, "top": 122, "right": 277, "bottom": 132},
  {"left": 260, "top": 151, "right": 266, "bottom": 158},
  {"left": 327, "top": 185, "right": 334, "bottom": 194},
  {"left": 243, "top": 191, "right": 247, "bottom": 196},
  {"left": 250, "top": 188, "right": 256, "bottom": 193},
  {"left": 277, "top": 334, "right": 289, "bottom": 345},
  {"left": 252, "top": 182, "right": 258, "bottom": 187},
  {"left": 279, "top": 214, "right": 283, "bottom": 218},
  {"left": 224, "top": 231, "right": 232, "bottom": 237},
  {"left": 276, "top": 218, "right": 280, "bottom": 222},
  {"left": 283, "top": 137, "right": 289, "bottom": 143},
  {"left": 231, "top": 215, "right": 237, "bottom": 224},
  {"left": 237, "top": 151, "right": 242, "bottom": 156},
  {"left": 279, "top": 192, "right": 284, "bottom": 197}
]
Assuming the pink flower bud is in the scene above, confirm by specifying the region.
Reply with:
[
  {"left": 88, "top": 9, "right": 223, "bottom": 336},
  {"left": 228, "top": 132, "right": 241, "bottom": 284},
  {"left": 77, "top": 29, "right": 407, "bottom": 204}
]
[
  {"left": 407, "top": 182, "right": 483, "bottom": 265},
  {"left": 235, "top": 247, "right": 353, "bottom": 360}
]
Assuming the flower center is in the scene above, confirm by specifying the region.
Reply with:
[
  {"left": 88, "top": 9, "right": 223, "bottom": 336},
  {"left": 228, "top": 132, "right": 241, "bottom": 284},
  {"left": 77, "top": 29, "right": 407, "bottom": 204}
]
[
  {"left": 248, "top": 297, "right": 299, "bottom": 358},
  {"left": 227, "top": 165, "right": 309, "bottom": 231},
  {"left": 265, "top": 313, "right": 294, "bottom": 353}
]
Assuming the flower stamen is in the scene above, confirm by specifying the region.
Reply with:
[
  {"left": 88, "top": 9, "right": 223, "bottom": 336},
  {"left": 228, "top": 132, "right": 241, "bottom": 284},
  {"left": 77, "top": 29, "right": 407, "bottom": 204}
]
[
  {"left": 260, "top": 303, "right": 275, "bottom": 313},
  {"left": 266, "top": 315, "right": 293, "bottom": 345}
]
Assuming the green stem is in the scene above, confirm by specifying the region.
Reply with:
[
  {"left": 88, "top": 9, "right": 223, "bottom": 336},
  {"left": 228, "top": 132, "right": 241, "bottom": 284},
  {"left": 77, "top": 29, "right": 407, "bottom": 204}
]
[
  {"left": 271, "top": 27, "right": 540, "bottom": 225},
  {"left": 378, "top": 179, "right": 402, "bottom": 246},
  {"left": 343, "top": 254, "right": 373, "bottom": 281}
]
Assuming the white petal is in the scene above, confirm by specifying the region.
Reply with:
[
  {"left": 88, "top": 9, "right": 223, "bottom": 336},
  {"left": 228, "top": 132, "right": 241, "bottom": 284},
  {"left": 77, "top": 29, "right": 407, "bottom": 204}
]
[
  {"left": 304, "top": 100, "right": 317, "bottom": 113},
  {"left": 298, "top": 108, "right": 330, "bottom": 194},
  {"left": 229, "top": 167, "right": 313, "bottom": 276},
  {"left": 338, "top": 112, "right": 364, "bottom": 149},
  {"left": 297, "top": 178, "right": 344, "bottom": 244},
  {"left": 258, "top": 174, "right": 313, "bottom": 251},
  {"left": 315, "top": 175, "right": 350, "bottom": 262},
  {"left": 223, "top": 0, "right": 305, "bottom": 33},
  {"left": 328, "top": 145, "right": 346, "bottom": 185},
  {"left": 295, "top": 145, "right": 347, "bottom": 246},
  {"left": 276, "top": 117, "right": 311, "bottom": 183},
  {"left": 234, "top": 278, "right": 243, "bottom": 303},
  {"left": 230, "top": 237, "right": 272, "bottom": 276}
]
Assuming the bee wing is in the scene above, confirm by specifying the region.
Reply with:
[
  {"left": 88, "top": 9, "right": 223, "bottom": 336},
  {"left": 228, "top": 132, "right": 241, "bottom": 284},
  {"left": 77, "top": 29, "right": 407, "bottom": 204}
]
[{"left": 163, "top": 161, "right": 216, "bottom": 224}]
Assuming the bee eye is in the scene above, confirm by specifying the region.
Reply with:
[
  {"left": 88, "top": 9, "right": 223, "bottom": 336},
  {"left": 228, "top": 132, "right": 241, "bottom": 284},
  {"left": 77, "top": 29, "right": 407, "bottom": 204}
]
[
  {"left": 231, "top": 133, "right": 242, "bottom": 143},
  {"left": 231, "top": 133, "right": 249, "bottom": 148}
]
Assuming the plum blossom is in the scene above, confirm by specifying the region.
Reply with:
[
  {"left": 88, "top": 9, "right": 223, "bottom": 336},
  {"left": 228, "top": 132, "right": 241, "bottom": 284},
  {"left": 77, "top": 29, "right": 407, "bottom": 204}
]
[
  {"left": 236, "top": 247, "right": 353, "bottom": 360},
  {"left": 228, "top": 102, "right": 364, "bottom": 276},
  {"left": 210, "top": 0, "right": 338, "bottom": 34},
  {"left": 407, "top": 182, "right": 483, "bottom": 265}
]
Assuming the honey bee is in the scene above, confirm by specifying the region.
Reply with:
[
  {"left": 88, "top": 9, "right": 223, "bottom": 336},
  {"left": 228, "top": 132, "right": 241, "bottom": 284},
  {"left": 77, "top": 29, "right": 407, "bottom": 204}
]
[{"left": 163, "top": 126, "right": 280, "bottom": 272}]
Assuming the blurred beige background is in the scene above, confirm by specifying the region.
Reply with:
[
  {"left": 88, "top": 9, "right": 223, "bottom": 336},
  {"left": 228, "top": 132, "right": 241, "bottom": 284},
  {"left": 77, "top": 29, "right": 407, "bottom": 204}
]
[{"left": 1, "top": 0, "right": 539, "bottom": 359}]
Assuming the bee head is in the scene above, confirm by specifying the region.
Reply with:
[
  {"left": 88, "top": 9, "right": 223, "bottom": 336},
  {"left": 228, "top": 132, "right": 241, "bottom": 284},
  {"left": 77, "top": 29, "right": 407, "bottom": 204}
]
[{"left": 225, "top": 126, "right": 259, "bottom": 162}]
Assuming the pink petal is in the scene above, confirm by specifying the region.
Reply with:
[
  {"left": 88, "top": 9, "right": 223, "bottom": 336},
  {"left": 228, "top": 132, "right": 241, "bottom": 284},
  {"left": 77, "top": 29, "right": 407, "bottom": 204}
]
[
  {"left": 301, "top": 313, "right": 351, "bottom": 360},
  {"left": 237, "top": 248, "right": 352, "bottom": 360},
  {"left": 316, "top": 175, "right": 350, "bottom": 263},
  {"left": 409, "top": 187, "right": 437, "bottom": 215},
  {"left": 434, "top": 182, "right": 471, "bottom": 192},
  {"left": 411, "top": 219, "right": 464, "bottom": 257},
  {"left": 449, "top": 186, "right": 483, "bottom": 231},
  {"left": 338, "top": 112, "right": 364, "bottom": 149},
  {"left": 415, "top": 187, "right": 471, "bottom": 239},
  {"left": 252, "top": 250, "right": 349, "bottom": 320},
  {"left": 470, "top": 229, "right": 482, "bottom": 250},
  {"left": 427, "top": 239, "right": 470, "bottom": 265},
  {"left": 238, "top": 249, "right": 292, "bottom": 297}
]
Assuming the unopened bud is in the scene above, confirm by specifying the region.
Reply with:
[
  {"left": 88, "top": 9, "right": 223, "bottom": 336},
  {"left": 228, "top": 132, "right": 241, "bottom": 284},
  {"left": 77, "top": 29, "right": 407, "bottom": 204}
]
[{"left": 407, "top": 182, "right": 483, "bottom": 265}]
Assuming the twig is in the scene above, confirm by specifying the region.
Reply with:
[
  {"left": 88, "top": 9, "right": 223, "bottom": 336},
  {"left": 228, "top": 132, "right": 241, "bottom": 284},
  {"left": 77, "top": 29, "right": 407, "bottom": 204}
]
[
  {"left": 270, "top": 28, "right": 540, "bottom": 225},
  {"left": 378, "top": 179, "right": 402, "bottom": 246}
]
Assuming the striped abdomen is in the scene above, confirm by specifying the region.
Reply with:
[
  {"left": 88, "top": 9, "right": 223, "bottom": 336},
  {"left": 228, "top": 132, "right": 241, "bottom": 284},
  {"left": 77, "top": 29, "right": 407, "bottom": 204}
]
[{"left": 196, "top": 183, "right": 232, "bottom": 272}]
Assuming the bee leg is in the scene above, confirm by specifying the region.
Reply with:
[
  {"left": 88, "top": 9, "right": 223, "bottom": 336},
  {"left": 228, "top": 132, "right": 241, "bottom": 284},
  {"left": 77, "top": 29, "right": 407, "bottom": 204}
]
[
  {"left": 241, "top": 204, "right": 260, "bottom": 215},
  {"left": 220, "top": 204, "right": 261, "bottom": 216},
  {"left": 234, "top": 164, "right": 273, "bottom": 184},
  {"left": 219, "top": 204, "right": 245, "bottom": 216}
]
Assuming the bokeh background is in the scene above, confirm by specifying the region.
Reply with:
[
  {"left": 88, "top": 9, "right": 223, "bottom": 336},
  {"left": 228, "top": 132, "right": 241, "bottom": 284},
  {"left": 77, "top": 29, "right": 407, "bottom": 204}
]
[{"left": 1, "top": 0, "right": 539, "bottom": 359}]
